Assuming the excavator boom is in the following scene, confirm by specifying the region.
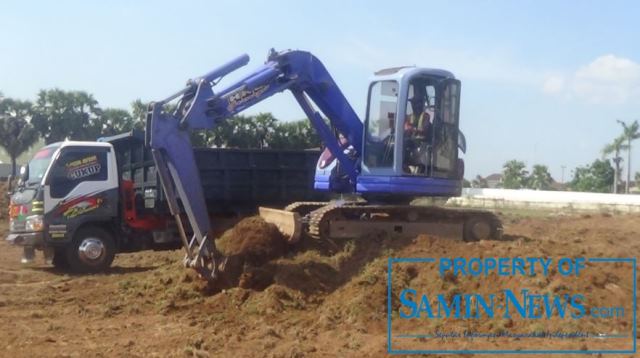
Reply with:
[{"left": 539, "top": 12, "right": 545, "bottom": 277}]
[{"left": 147, "top": 50, "right": 363, "bottom": 280}]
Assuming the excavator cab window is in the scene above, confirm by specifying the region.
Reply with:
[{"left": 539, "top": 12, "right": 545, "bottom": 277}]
[
  {"left": 403, "top": 80, "right": 436, "bottom": 175},
  {"left": 364, "top": 80, "right": 398, "bottom": 169},
  {"left": 401, "top": 76, "right": 461, "bottom": 178},
  {"left": 430, "top": 78, "right": 461, "bottom": 178}
]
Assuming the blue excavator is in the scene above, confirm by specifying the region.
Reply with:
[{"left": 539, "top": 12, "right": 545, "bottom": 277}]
[{"left": 147, "top": 49, "right": 502, "bottom": 282}]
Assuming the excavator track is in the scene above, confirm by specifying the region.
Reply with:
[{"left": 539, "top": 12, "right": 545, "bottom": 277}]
[
  {"left": 306, "top": 204, "right": 502, "bottom": 242},
  {"left": 307, "top": 204, "right": 340, "bottom": 238},
  {"left": 284, "top": 201, "right": 330, "bottom": 216}
]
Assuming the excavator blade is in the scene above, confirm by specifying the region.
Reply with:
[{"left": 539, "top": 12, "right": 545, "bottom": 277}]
[{"left": 259, "top": 207, "right": 302, "bottom": 243}]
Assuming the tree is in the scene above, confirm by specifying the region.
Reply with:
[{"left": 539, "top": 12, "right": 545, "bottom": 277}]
[
  {"left": 130, "top": 98, "right": 165, "bottom": 131},
  {"left": 226, "top": 115, "right": 263, "bottom": 148},
  {"left": 130, "top": 99, "right": 148, "bottom": 125},
  {"left": 31, "top": 89, "right": 103, "bottom": 143},
  {"left": 471, "top": 175, "right": 488, "bottom": 188},
  {"left": 254, "top": 113, "right": 278, "bottom": 148},
  {"left": 527, "top": 164, "right": 553, "bottom": 190},
  {"left": 128, "top": 105, "right": 320, "bottom": 150},
  {"left": 99, "top": 108, "right": 136, "bottom": 136},
  {"left": 270, "top": 120, "right": 321, "bottom": 149},
  {"left": 616, "top": 119, "right": 640, "bottom": 193},
  {"left": 602, "top": 136, "right": 627, "bottom": 193},
  {"left": 0, "top": 98, "right": 39, "bottom": 175},
  {"left": 502, "top": 160, "right": 528, "bottom": 189},
  {"left": 570, "top": 159, "right": 614, "bottom": 193}
]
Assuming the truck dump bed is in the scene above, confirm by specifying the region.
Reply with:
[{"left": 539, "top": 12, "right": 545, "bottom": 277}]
[{"left": 102, "top": 131, "right": 327, "bottom": 214}]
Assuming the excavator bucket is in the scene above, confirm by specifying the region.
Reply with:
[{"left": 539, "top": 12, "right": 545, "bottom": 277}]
[{"left": 259, "top": 207, "right": 302, "bottom": 243}]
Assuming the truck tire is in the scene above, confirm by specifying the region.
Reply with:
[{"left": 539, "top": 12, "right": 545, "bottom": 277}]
[{"left": 66, "top": 227, "right": 116, "bottom": 273}]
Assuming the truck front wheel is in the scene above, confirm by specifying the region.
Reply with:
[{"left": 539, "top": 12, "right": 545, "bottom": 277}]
[{"left": 66, "top": 227, "right": 116, "bottom": 273}]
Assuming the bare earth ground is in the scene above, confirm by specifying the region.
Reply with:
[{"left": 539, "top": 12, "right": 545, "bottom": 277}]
[{"left": 0, "top": 210, "right": 639, "bottom": 358}]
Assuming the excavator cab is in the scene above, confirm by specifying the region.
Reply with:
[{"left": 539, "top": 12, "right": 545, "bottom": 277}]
[{"left": 359, "top": 67, "right": 463, "bottom": 196}]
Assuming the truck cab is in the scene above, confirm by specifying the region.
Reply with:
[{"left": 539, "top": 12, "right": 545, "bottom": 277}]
[{"left": 6, "top": 141, "right": 120, "bottom": 271}]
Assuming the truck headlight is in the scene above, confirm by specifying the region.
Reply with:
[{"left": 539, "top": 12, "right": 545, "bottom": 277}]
[{"left": 25, "top": 215, "right": 44, "bottom": 232}]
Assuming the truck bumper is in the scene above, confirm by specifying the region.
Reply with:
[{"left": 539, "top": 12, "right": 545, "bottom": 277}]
[{"left": 5, "top": 232, "right": 44, "bottom": 247}]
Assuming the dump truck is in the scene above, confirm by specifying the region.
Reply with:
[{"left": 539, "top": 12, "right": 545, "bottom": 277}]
[{"left": 5, "top": 130, "right": 326, "bottom": 272}]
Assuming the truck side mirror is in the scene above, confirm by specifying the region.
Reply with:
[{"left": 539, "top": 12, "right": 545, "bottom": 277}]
[
  {"left": 6, "top": 174, "right": 13, "bottom": 198},
  {"left": 19, "top": 165, "right": 28, "bottom": 183}
]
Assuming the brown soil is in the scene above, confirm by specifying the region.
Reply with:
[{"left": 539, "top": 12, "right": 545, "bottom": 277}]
[
  {"left": 216, "top": 216, "right": 286, "bottom": 265},
  {"left": 0, "top": 210, "right": 638, "bottom": 357}
]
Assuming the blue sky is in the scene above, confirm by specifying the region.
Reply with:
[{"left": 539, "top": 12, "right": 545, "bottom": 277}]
[{"left": 1, "top": 0, "right": 639, "bottom": 181}]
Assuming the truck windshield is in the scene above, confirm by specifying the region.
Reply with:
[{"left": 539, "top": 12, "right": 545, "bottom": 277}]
[{"left": 28, "top": 145, "right": 59, "bottom": 184}]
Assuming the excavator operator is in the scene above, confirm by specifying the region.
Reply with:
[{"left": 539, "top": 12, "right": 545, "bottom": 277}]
[
  {"left": 403, "top": 84, "right": 433, "bottom": 174},
  {"left": 404, "top": 86, "right": 431, "bottom": 138}
]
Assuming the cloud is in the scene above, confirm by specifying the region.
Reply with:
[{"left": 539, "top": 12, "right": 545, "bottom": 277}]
[
  {"left": 543, "top": 55, "right": 640, "bottom": 103},
  {"left": 542, "top": 75, "right": 565, "bottom": 94}
]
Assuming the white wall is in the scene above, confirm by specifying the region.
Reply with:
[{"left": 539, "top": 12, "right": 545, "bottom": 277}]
[{"left": 447, "top": 188, "right": 640, "bottom": 212}]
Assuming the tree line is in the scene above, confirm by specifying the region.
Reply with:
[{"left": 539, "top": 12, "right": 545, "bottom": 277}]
[
  {"left": 468, "top": 158, "right": 633, "bottom": 193},
  {"left": 0, "top": 89, "right": 320, "bottom": 175},
  {"left": 466, "top": 119, "right": 640, "bottom": 194},
  {"left": 468, "top": 161, "right": 557, "bottom": 191}
]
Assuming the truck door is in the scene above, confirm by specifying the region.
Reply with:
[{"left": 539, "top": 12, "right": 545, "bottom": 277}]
[
  {"left": 43, "top": 146, "right": 118, "bottom": 241},
  {"left": 430, "top": 79, "right": 461, "bottom": 179}
]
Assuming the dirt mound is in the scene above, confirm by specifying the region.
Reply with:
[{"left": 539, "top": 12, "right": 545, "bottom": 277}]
[
  {"left": 1, "top": 211, "right": 639, "bottom": 356},
  {"left": 216, "top": 216, "right": 286, "bottom": 266}
]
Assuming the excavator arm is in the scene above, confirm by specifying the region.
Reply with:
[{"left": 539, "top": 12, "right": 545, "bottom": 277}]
[{"left": 146, "top": 49, "right": 363, "bottom": 280}]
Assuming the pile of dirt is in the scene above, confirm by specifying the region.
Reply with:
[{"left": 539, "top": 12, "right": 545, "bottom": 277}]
[
  {"left": 1, "top": 211, "right": 638, "bottom": 356},
  {"left": 215, "top": 216, "right": 286, "bottom": 266}
]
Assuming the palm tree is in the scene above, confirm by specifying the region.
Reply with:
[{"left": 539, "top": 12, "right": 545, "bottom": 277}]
[
  {"left": 616, "top": 120, "right": 640, "bottom": 193},
  {"left": 502, "top": 160, "right": 528, "bottom": 189},
  {"left": 0, "top": 98, "right": 40, "bottom": 175},
  {"left": 602, "top": 136, "right": 628, "bottom": 193},
  {"left": 529, "top": 164, "right": 553, "bottom": 190}
]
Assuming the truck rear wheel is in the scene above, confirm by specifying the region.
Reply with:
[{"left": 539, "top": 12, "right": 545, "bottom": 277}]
[{"left": 66, "top": 227, "right": 116, "bottom": 273}]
